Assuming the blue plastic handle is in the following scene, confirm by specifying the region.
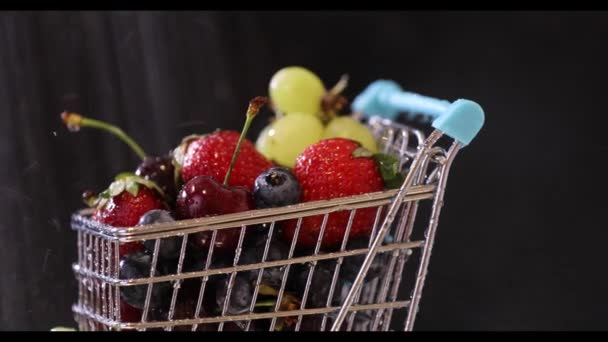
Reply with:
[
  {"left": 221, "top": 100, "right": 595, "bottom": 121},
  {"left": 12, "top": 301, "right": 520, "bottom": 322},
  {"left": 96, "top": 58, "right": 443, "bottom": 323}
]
[{"left": 352, "top": 80, "right": 485, "bottom": 146}]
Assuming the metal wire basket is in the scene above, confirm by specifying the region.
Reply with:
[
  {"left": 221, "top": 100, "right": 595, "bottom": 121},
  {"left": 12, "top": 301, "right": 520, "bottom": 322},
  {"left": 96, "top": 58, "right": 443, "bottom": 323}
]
[{"left": 70, "top": 80, "right": 484, "bottom": 331}]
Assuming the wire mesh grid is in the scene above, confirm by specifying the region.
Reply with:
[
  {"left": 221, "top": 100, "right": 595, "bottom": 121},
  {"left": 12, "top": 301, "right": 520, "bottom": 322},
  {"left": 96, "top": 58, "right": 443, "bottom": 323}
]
[{"left": 70, "top": 116, "right": 458, "bottom": 331}]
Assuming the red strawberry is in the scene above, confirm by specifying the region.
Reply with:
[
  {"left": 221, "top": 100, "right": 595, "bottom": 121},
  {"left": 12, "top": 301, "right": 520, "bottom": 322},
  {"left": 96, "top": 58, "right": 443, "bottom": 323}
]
[
  {"left": 88, "top": 174, "right": 167, "bottom": 256},
  {"left": 180, "top": 131, "right": 273, "bottom": 191},
  {"left": 282, "top": 138, "right": 403, "bottom": 249},
  {"left": 120, "top": 301, "right": 142, "bottom": 323},
  {"left": 92, "top": 187, "right": 164, "bottom": 227}
]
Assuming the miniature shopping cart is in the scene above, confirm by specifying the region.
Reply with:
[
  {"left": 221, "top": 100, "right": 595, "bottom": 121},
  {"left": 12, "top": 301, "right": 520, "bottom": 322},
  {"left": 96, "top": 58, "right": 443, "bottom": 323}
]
[{"left": 70, "top": 80, "right": 485, "bottom": 332}]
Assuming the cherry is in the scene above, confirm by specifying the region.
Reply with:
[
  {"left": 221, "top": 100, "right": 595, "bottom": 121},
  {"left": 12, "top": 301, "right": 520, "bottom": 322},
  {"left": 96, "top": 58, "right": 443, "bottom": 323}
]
[
  {"left": 61, "top": 112, "right": 176, "bottom": 203},
  {"left": 175, "top": 97, "right": 267, "bottom": 254}
]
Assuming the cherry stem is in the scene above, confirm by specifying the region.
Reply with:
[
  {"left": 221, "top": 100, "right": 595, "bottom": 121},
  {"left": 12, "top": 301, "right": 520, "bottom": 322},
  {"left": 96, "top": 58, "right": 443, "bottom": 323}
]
[
  {"left": 61, "top": 112, "right": 147, "bottom": 160},
  {"left": 223, "top": 96, "right": 268, "bottom": 186}
]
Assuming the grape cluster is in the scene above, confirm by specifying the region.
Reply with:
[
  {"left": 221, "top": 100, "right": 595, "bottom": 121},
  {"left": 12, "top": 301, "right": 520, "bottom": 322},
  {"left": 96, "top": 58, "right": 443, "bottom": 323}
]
[{"left": 257, "top": 66, "right": 379, "bottom": 168}]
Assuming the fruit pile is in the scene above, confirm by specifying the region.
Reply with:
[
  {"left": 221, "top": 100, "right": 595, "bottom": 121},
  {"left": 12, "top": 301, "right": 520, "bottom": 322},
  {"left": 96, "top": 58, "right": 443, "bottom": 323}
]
[{"left": 64, "top": 67, "right": 405, "bottom": 331}]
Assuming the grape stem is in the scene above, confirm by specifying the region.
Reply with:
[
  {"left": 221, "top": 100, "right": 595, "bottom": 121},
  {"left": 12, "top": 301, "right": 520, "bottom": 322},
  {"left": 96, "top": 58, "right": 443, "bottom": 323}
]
[
  {"left": 61, "top": 112, "right": 147, "bottom": 160},
  {"left": 329, "top": 74, "right": 349, "bottom": 96},
  {"left": 223, "top": 96, "right": 268, "bottom": 186}
]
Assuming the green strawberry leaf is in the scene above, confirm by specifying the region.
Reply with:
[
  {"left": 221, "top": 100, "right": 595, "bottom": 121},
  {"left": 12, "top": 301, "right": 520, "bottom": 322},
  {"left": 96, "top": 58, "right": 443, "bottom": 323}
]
[
  {"left": 373, "top": 153, "right": 406, "bottom": 190},
  {"left": 108, "top": 180, "right": 126, "bottom": 197},
  {"left": 125, "top": 178, "right": 140, "bottom": 197},
  {"left": 115, "top": 172, "right": 136, "bottom": 181},
  {"left": 98, "top": 173, "right": 167, "bottom": 201},
  {"left": 132, "top": 175, "right": 166, "bottom": 199},
  {"left": 351, "top": 146, "right": 374, "bottom": 159},
  {"left": 98, "top": 189, "right": 111, "bottom": 199}
]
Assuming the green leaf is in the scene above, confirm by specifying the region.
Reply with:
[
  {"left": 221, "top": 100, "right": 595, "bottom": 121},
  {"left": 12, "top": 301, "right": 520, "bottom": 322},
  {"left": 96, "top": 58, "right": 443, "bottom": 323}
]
[
  {"left": 115, "top": 172, "right": 136, "bottom": 181},
  {"left": 125, "top": 178, "right": 140, "bottom": 197},
  {"left": 254, "top": 299, "right": 277, "bottom": 308},
  {"left": 99, "top": 189, "right": 111, "bottom": 199},
  {"left": 373, "top": 153, "right": 406, "bottom": 190},
  {"left": 108, "top": 180, "right": 126, "bottom": 197},
  {"left": 131, "top": 175, "right": 166, "bottom": 199},
  {"left": 258, "top": 283, "right": 279, "bottom": 296},
  {"left": 351, "top": 146, "right": 374, "bottom": 159}
]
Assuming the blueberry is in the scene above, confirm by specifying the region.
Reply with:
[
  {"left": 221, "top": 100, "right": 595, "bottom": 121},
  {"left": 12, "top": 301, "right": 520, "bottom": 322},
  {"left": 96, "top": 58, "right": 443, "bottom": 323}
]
[
  {"left": 253, "top": 167, "right": 301, "bottom": 209},
  {"left": 288, "top": 262, "right": 335, "bottom": 308},
  {"left": 239, "top": 233, "right": 289, "bottom": 288},
  {"left": 119, "top": 251, "right": 172, "bottom": 310},
  {"left": 341, "top": 237, "right": 387, "bottom": 283},
  {"left": 215, "top": 273, "right": 253, "bottom": 315},
  {"left": 138, "top": 210, "right": 182, "bottom": 260}
]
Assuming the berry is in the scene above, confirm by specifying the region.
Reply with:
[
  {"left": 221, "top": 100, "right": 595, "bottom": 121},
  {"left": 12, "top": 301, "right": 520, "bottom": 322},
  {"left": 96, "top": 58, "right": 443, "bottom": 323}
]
[
  {"left": 118, "top": 242, "right": 145, "bottom": 258},
  {"left": 239, "top": 233, "right": 289, "bottom": 288},
  {"left": 91, "top": 174, "right": 166, "bottom": 228},
  {"left": 340, "top": 237, "right": 387, "bottom": 283},
  {"left": 322, "top": 116, "right": 378, "bottom": 153},
  {"left": 255, "top": 113, "right": 324, "bottom": 168},
  {"left": 118, "top": 251, "right": 172, "bottom": 310},
  {"left": 176, "top": 97, "right": 267, "bottom": 253},
  {"left": 176, "top": 176, "right": 253, "bottom": 253},
  {"left": 135, "top": 154, "right": 178, "bottom": 201},
  {"left": 281, "top": 138, "right": 386, "bottom": 248},
  {"left": 180, "top": 131, "right": 272, "bottom": 191},
  {"left": 253, "top": 167, "right": 302, "bottom": 209},
  {"left": 138, "top": 210, "right": 182, "bottom": 260},
  {"left": 215, "top": 273, "right": 253, "bottom": 315},
  {"left": 119, "top": 301, "right": 142, "bottom": 323},
  {"left": 61, "top": 112, "right": 174, "bottom": 204},
  {"left": 288, "top": 262, "right": 334, "bottom": 308},
  {"left": 269, "top": 66, "right": 325, "bottom": 116}
]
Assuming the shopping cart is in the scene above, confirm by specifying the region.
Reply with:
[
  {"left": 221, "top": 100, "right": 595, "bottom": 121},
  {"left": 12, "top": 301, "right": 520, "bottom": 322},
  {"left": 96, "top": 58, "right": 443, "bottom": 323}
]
[{"left": 70, "top": 80, "right": 484, "bottom": 331}]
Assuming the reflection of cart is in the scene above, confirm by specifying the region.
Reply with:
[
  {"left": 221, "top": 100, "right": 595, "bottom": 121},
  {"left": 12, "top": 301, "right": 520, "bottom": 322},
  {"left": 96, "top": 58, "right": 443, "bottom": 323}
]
[{"left": 71, "top": 80, "right": 485, "bottom": 331}]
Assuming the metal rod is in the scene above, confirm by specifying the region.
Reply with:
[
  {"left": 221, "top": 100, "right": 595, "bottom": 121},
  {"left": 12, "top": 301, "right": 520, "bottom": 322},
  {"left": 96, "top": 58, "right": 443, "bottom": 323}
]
[
  {"left": 72, "top": 240, "right": 425, "bottom": 286},
  {"left": 330, "top": 129, "right": 444, "bottom": 331},
  {"left": 72, "top": 300, "right": 411, "bottom": 330},
  {"left": 403, "top": 141, "right": 461, "bottom": 331}
]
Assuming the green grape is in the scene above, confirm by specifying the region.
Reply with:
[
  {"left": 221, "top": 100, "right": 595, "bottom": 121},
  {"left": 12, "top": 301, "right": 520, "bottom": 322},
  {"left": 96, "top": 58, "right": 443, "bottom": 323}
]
[
  {"left": 322, "top": 116, "right": 379, "bottom": 153},
  {"left": 256, "top": 112, "right": 324, "bottom": 168},
  {"left": 255, "top": 124, "right": 275, "bottom": 161},
  {"left": 269, "top": 66, "right": 326, "bottom": 116}
]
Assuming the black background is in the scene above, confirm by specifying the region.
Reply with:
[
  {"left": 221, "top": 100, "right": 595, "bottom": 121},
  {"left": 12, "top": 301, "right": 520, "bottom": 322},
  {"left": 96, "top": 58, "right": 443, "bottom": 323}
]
[{"left": 1, "top": 11, "right": 607, "bottom": 331}]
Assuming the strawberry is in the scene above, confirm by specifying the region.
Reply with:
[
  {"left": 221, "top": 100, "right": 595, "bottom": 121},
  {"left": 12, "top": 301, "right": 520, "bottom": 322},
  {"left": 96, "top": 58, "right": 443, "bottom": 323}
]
[
  {"left": 87, "top": 173, "right": 167, "bottom": 256},
  {"left": 282, "top": 138, "right": 404, "bottom": 249},
  {"left": 179, "top": 130, "right": 273, "bottom": 191}
]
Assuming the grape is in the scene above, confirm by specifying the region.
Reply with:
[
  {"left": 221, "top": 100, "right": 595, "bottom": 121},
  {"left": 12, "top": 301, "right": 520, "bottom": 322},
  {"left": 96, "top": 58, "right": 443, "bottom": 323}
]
[
  {"left": 269, "top": 66, "right": 326, "bottom": 116},
  {"left": 322, "top": 116, "right": 378, "bottom": 153},
  {"left": 256, "top": 112, "right": 324, "bottom": 168}
]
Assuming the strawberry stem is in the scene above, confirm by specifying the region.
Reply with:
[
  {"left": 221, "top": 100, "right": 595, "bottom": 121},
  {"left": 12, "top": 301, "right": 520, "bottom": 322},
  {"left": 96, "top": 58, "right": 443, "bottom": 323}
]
[
  {"left": 223, "top": 97, "right": 268, "bottom": 186},
  {"left": 60, "top": 112, "right": 147, "bottom": 161}
]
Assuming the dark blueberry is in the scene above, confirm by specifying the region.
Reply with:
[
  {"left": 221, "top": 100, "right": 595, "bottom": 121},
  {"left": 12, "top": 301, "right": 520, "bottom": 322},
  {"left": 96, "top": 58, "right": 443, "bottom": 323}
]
[
  {"left": 135, "top": 154, "right": 178, "bottom": 201},
  {"left": 119, "top": 251, "right": 172, "bottom": 310},
  {"left": 239, "top": 232, "right": 289, "bottom": 288},
  {"left": 253, "top": 167, "right": 301, "bottom": 209},
  {"left": 288, "top": 262, "right": 335, "bottom": 308},
  {"left": 139, "top": 210, "right": 183, "bottom": 260},
  {"left": 215, "top": 273, "right": 253, "bottom": 315},
  {"left": 340, "top": 237, "right": 387, "bottom": 283},
  {"left": 182, "top": 248, "right": 231, "bottom": 273}
]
